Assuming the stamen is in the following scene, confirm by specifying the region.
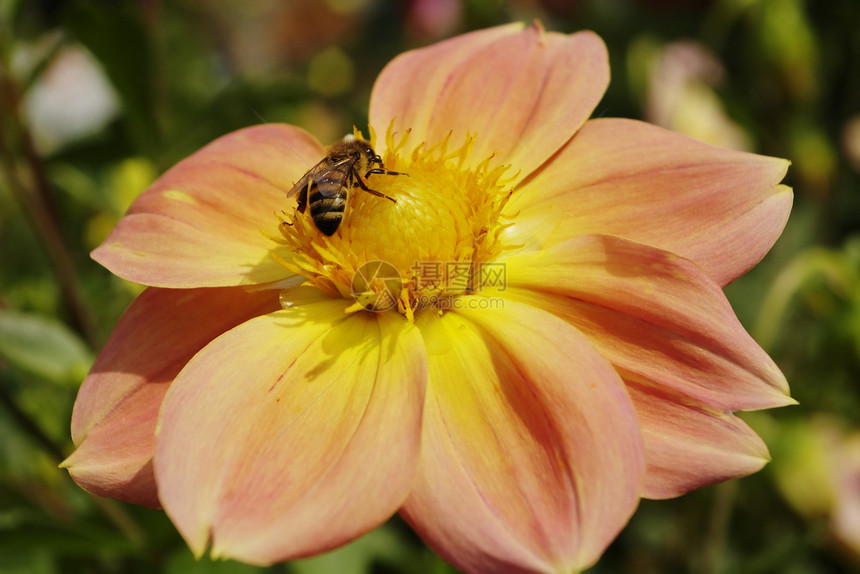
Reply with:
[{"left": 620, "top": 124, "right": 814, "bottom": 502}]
[{"left": 273, "top": 124, "right": 516, "bottom": 319}]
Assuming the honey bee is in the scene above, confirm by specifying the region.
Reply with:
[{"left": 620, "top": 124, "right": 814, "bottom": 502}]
[{"left": 287, "top": 136, "right": 404, "bottom": 235}]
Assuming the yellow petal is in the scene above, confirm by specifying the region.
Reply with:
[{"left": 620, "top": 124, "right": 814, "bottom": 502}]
[
  {"left": 62, "top": 286, "right": 278, "bottom": 507},
  {"left": 402, "top": 300, "right": 643, "bottom": 573},
  {"left": 154, "top": 300, "right": 427, "bottom": 565}
]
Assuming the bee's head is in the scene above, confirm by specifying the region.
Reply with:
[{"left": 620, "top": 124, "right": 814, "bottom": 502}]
[
  {"left": 353, "top": 139, "right": 381, "bottom": 165},
  {"left": 367, "top": 146, "right": 383, "bottom": 165}
]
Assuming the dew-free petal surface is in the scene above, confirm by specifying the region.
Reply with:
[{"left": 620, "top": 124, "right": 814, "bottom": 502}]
[
  {"left": 63, "top": 286, "right": 278, "bottom": 507},
  {"left": 370, "top": 23, "right": 523, "bottom": 152},
  {"left": 155, "top": 300, "right": 427, "bottom": 564},
  {"left": 504, "top": 234, "right": 793, "bottom": 497},
  {"left": 626, "top": 381, "right": 771, "bottom": 499},
  {"left": 402, "top": 301, "right": 642, "bottom": 573},
  {"left": 509, "top": 118, "right": 792, "bottom": 286},
  {"left": 503, "top": 234, "right": 791, "bottom": 410},
  {"left": 93, "top": 125, "right": 323, "bottom": 287},
  {"left": 371, "top": 24, "right": 609, "bottom": 182}
]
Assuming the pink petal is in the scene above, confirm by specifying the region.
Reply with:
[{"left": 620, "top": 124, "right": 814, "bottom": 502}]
[
  {"left": 627, "top": 381, "right": 771, "bottom": 499},
  {"left": 508, "top": 118, "right": 792, "bottom": 286},
  {"left": 503, "top": 235, "right": 793, "bottom": 497},
  {"left": 370, "top": 23, "right": 522, "bottom": 148},
  {"left": 370, "top": 24, "right": 609, "bottom": 180},
  {"left": 62, "top": 380, "right": 164, "bottom": 507},
  {"left": 503, "top": 234, "right": 792, "bottom": 410},
  {"left": 402, "top": 300, "right": 643, "bottom": 573},
  {"left": 155, "top": 302, "right": 427, "bottom": 565},
  {"left": 62, "top": 286, "right": 278, "bottom": 507},
  {"left": 93, "top": 125, "right": 324, "bottom": 287}
]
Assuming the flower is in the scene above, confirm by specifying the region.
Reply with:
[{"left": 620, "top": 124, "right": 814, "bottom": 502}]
[{"left": 63, "top": 22, "right": 794, "bottom": 574}]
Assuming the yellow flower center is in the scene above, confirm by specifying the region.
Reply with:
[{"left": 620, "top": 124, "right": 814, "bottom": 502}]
[{"left": 273, "top": 126, "right": 516, "bottom": 320}]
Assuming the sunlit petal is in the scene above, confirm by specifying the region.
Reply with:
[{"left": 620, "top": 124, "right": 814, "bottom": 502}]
[
  {"left": 508, "top": 118, "right": 792, "bottom": 286},
  {"left": 93, "top": 125, "right": 323, "bottom": 287},
  {"left": 627, "top": 381, "right": 771, "bottom": 499},
  {"left": 504, "top": 234, "right": 792, "bottom": 410},
  {"left": 371, "top": 23, "right": 608, "bottom": 180},
  {"left": 155, "top": 299, "right": 427, "bottom": 564},
  {"left": 62, "top": 286, "right": 278, "bottom": 507},
  {"left": 402, "top": 301, "right": 643, "bottom": 573},
  {"left": 504, "top": 235, "right": 792, "bottom": 497},
  {"left": 370, "top": 23, "right": 523, "bottom": 151}
]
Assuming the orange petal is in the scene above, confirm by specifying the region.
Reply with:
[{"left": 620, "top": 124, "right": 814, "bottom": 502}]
[
  {"left": 504, "top": 234, "right": 792, "bottom": 410},
  {"left": 93, "top": 125, "right": 323, "bottom": 287},
  {"left": 154, "top": 302, "right": 427, "bottom": 565},
  {"left": 370, "top": 23, "right": 522, "bottom": 150},
  {"left": 504, "top": 235, "right": 792, "bottom": 498},
  {"left": 402, "top": 300, "right": 643, "bottom": 573},
  {"left": 627, "top": 381, "right": 771, "bottom": 499},
  {"left": 370, "top": 23, "right": 609, "bottom": 180},
  {"left": 508, "top": 118, "right": 792, "bottom": 286},
  {"left": 62, "top": 286, "right": 278, "bottom": 507}
]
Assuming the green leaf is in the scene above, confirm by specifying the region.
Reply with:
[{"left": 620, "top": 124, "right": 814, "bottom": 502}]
[{"left": 0, "top": 310, "right": 92, "bottom": 385}]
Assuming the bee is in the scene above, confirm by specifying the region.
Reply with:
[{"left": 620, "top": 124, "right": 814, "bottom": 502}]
[{"left": 287, "top": 136, "right": 404, "bottom": 236}]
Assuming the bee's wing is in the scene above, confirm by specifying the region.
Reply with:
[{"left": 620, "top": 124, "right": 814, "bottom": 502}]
[
  {"left": 287, "top": 159, "right": 327, "bottom": 198},
  {"left": 314, "top": 156, "right": 358, "bottom": 197}
]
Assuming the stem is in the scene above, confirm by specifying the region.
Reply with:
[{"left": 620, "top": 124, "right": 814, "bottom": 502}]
[
  {"left": 0, "top": 56, "right": 99, "bottom": 348},
  {"left": 701, "top": 480, "right": 738, "bottom": 574}
]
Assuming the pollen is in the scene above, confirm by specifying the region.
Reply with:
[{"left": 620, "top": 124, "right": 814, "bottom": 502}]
[{"left": 273, "top": 125, "right": 517, "bottom": 319}]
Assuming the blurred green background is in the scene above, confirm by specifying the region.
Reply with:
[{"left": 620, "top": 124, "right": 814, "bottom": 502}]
[{"left": 1, "top": 0, "right": 859, "bottom": 572}]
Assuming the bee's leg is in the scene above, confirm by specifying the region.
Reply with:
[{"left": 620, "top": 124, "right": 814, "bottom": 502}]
[
  {"left": 365, "top": 168, "right": 407, "bottom": 177},
  {"left": 354, "top": 171, "right": 397, "bottom": 203}
]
